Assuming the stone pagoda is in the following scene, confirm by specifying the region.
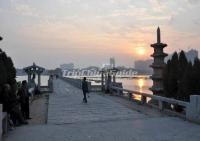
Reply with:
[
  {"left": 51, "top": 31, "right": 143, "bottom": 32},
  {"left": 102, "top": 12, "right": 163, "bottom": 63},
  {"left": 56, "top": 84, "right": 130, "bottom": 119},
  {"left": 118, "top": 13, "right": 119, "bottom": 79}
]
[{"left": 150, "top": 27, "right": 168, "bottom": 96}]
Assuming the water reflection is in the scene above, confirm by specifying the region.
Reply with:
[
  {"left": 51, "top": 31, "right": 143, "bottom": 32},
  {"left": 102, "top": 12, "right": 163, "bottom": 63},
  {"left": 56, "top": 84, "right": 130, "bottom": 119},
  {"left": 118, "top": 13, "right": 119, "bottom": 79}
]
[
  {"left": 138, "top": 79, "right": 144, "bottom": 89},
  {"left": 133, "top": 78, "right": 145, "bottom": 100}
]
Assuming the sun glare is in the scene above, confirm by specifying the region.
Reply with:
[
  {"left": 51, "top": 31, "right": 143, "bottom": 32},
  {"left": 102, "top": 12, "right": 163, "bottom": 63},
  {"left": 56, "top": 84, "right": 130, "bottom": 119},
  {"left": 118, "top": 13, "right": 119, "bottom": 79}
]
[
  {"left": 138, "top": 78, "right": 144, "bottom": 88},
  {"left": 137, "top": 47, "right": 145, "bottom": 55}
]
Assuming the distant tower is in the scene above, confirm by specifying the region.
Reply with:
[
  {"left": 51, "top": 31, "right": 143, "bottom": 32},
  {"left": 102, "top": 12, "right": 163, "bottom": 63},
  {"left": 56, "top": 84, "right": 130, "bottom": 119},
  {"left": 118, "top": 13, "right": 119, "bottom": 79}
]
[
  {"left": 110, "top": 57, "right": 115, "bottom": 68},
  {"left": 150, "top": 27, "right": 168, "bottom": 96}
]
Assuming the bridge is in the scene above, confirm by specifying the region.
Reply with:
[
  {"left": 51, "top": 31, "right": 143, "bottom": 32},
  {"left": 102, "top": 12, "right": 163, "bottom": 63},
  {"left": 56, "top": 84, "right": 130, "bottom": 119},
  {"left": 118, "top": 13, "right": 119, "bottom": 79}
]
[{"left": 2, "top": 78, "right": 200, "bottom": 141}]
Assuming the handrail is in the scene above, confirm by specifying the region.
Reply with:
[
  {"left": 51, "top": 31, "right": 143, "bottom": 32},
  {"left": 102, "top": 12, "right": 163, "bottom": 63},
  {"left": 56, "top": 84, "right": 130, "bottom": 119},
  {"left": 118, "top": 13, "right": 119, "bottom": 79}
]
[{"left": 111, "top": 86, "right": 188, "bottom": 107}]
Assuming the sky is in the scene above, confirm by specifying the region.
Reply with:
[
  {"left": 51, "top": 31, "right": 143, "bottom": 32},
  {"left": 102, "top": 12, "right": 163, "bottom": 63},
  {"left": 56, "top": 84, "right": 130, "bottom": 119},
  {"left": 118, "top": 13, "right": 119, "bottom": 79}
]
[{"left": 0, "top": 0, "right": 200, "bottom": 69}]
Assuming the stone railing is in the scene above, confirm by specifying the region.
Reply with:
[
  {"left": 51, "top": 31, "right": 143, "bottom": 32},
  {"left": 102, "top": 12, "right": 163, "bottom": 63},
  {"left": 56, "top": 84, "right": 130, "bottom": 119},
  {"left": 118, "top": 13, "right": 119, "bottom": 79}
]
[
  {"left": 60, "top": 77, "right": 102, "bottom": 92},
  {"left": 110, "top": 86, "right": 200, "bottom": 123}
]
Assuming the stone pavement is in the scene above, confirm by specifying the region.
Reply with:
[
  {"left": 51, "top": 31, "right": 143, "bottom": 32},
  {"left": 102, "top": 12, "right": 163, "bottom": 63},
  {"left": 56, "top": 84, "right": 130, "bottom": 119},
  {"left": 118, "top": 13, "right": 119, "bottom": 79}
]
[{"left": 3, "top": 79, "right": 200, "bottom": 141}]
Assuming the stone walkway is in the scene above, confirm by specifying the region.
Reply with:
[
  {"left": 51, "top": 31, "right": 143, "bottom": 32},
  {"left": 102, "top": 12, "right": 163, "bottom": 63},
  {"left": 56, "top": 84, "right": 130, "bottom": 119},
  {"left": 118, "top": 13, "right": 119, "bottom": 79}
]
[{"left": 3, "top": 79, "right": 200, "bottom": 141}]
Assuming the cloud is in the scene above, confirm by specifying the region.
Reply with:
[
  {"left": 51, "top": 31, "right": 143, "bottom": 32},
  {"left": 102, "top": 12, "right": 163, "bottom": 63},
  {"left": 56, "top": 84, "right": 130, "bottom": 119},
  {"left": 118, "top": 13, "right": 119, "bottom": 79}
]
[
  {"left": 187, "top": 0, "right": 200, "bottom": 4},
  {"left": 0, "top": 0, "right": 200, "bottom": 68},
  {"left": 14, "top": 3, "right": 38, "bottom": 17}
]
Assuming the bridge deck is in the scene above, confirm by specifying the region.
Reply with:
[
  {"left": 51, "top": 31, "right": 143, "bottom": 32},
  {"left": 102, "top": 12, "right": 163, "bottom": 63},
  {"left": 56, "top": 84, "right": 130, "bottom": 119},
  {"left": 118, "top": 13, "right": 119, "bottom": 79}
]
[{"left": 3, "top": 79, "right": 200, "bottom": 141}]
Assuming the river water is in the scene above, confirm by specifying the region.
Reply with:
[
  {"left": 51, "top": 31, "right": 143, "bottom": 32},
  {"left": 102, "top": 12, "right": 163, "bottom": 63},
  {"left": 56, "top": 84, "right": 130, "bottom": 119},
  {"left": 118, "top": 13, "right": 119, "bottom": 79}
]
[
  {"left": 16, "top": 75, "right": 49, "bottom": 86},
  {"left": 16, "top": 75, "right": 153, "bottom": 95},
  {"left": 116, "top": 78, "right": 152, "bottom": 94}
]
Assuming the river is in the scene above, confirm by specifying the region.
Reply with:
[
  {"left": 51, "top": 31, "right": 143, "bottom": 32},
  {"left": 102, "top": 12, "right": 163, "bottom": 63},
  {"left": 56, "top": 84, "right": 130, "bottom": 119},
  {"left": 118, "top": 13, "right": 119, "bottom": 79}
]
[
  {"left": 16, "top": 75, "right": 49, "bottom": 86},
  {"left": 16, "top": 75, "right": 153, "bottom": 95}
]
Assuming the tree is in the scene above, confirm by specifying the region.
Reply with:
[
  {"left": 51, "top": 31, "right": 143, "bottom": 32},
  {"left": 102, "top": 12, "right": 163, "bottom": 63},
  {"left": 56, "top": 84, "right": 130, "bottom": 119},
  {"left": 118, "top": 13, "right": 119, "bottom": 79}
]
[
  {"left": 181, "top": 62, "right": 193, "bottom": 101},
  {"left": 0, "top": 51, "right": 7, "bottom": 85},
  {"left": 192, "top": 58, "right": 200, "bottom": 95},
  {"left": 4, "top": 56, "right": 16, "bottom": 84},
  {"left": 178, "top": 50, "right": 188, "bottom": 79},
  {"left": 0, "top": 49, "right": 16, "bottom": 101},
  {"left": 163, "top": 60, "right": 171, "bottom": 97},
  {"left": 167, "top": 52, "right": 179, "bottom": 98},
  {"left": 177, "top": 51, "right": 188, "bottom": 99}
]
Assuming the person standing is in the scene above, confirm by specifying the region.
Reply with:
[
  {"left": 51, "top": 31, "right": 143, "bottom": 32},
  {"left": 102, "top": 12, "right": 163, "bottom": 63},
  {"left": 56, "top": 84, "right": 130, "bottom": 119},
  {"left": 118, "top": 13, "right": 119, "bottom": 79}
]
[
  {"left": 82, "top": 77, "right": 89, "bottom": 103},
  {"left": 3, "top": 84, "right": 28, "bottom": 125},
  {"left": 18, "top": 80, "right": 31, "bottom": 119}
]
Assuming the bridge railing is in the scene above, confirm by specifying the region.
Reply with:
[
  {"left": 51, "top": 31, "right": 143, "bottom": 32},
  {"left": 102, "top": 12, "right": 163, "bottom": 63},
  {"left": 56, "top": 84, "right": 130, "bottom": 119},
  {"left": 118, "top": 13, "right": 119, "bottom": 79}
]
[
  {"left": 110, "top": 86, "right": 200, "bottom": 123},
  {"left": 110, "top": 86, "right": 188, "bottom": 109},
  {"left": 59, "top": 77, "right": 200, "bottom": 123}
]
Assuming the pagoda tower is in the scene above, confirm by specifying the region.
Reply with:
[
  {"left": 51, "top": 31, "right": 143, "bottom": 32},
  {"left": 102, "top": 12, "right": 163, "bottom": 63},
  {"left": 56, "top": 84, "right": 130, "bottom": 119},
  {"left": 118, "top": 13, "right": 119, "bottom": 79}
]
[{"left": 150, "top": 27, "right": 168, "bottom": 96}]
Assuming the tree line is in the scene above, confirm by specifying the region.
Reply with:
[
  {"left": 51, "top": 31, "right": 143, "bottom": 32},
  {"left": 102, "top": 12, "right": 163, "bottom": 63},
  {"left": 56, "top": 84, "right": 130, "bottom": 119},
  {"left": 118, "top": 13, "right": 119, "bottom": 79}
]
[{"left": 163, "top": 50, "right": 200, "bottom": 102}]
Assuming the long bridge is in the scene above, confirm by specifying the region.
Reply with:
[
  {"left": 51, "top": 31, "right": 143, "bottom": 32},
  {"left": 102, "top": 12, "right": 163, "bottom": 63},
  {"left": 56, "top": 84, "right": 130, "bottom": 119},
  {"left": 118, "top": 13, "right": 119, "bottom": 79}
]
[
  {"left": 1, "top": 28, "right": 200, "bottom": 141},
  {"left": 1, "top": 78, "right": 200, "bottom": 141}
]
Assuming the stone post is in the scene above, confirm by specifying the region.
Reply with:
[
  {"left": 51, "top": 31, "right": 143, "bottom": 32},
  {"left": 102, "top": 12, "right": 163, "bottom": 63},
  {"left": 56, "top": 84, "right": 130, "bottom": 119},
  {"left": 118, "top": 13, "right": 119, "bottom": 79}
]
[
  {"left": 28, "top": 73, "right": 31, "bottom": 84},
  {"left": 48, "top": 76, "right": 53, "bottom": 92},
  {"left": 38, "top": 73, "right": 41, "bottom": 90},
  {"left": 113, "top": 74, "right": 116, "bottom": 83},
  {"left": 0, "top": 104, "right": 2, "bottom": 141},
  {"left": 186, "top": 95, "right": 200, "bottom": 123},
  {"left": 101, "top": 71, "right": 104, "bottom": 91}
]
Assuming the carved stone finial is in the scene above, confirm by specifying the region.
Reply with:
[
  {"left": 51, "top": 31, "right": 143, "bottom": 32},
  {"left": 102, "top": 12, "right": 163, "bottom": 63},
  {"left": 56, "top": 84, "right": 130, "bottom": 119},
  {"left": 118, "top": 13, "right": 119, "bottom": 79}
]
[{"left": 157, "top": 27, "right": 160, "bottom": 43}]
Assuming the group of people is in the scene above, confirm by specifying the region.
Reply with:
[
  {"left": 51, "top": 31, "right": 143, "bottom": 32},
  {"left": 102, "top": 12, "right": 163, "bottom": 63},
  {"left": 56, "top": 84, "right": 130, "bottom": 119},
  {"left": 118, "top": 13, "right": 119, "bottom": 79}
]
[{"left": 0, "top": 80, "right": 31, "bottom": 127}]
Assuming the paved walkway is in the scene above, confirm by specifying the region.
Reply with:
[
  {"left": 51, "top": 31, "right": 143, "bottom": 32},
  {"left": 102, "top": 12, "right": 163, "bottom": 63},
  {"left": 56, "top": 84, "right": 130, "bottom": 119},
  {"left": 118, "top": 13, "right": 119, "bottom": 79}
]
[{"left": 3, "top": 79, "right": 200, "bottom": 141}]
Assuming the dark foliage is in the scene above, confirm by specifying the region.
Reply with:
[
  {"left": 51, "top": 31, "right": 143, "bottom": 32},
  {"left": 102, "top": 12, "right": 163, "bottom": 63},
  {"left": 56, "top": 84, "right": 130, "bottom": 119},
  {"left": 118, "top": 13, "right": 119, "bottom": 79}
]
[
  {"left": 163, "top": 50, "right": 200, "bottom": 102},
  {"left": 0, "top": 49, "right": 16, "bottom": 102}
]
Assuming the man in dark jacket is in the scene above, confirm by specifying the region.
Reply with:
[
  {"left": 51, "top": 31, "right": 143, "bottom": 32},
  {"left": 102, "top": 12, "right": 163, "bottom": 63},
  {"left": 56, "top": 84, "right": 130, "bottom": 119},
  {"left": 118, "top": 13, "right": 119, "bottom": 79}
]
[
  {"left": 82, "top": 77, "right": 89, "bottom": 103},
  {"left": 18, "top": 80, "right": 31, "bottom": 119}
]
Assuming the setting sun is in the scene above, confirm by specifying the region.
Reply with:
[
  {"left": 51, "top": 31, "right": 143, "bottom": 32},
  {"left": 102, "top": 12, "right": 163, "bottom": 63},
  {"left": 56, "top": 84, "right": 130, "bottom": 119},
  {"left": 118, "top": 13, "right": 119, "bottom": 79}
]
[{"left": 137, "top": 47, "right": 146, "bottom": 55}]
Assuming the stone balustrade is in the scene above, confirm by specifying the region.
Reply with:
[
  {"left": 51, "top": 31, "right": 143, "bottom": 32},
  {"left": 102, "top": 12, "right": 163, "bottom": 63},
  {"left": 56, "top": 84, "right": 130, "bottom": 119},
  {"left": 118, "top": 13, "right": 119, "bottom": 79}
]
[
  {"left": 59, "top": 77, "right": 200, "bottom": 123},
  {"left": 110, "top": 86, "right": 200, "bottom": 123}
]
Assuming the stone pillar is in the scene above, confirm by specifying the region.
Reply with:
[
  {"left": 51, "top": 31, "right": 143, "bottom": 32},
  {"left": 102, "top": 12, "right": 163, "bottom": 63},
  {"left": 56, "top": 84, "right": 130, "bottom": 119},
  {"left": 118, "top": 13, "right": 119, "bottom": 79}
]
[
  {"left": 28, "top": 73, "right": 31, "bottom": 84},
  {"left": 0, "top": 104, "right": 2, "bottom": 141},
  {"left": 38, "top": 73, "right": 41, "bottom": 90},
  {"left": 186, "top": 95, "right": 200, "bottom": 123},
  {"left": 101, "top": 72, "right": 104, "bottom": 91},
  {"left": 107, "top": 74, "right": 112, "bottom": 93},
  {"left": 113, "top": 74, "right": 116, "bottom": 83},
  {"left": 48, "top": 76, "right": 53, "bottom": 92}
]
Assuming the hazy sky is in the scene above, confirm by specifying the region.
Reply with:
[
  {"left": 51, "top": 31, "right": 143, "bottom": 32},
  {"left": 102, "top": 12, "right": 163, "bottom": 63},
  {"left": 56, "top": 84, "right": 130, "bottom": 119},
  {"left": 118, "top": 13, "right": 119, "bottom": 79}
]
[{"left": 0, "top": 0, "right": 200, "bottom": 69}]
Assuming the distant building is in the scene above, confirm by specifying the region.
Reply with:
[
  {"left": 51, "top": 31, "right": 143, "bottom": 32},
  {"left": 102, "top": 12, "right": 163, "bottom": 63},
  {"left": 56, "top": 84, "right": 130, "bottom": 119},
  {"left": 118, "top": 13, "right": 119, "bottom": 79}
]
[
  {"left": 185, "top": 49, "right": 198, "bottom": 63},
  {"left": 49, "top": 68, "right": 62, "bottom": 77},
  {"left": 110, "top": 57, "right": 115, "bottom": 68},
  {"left": 102, "top": 64, "right": 111, "bottom": 69},
  {"left": 134, "top": 59, "right": 153, "bottom": 74},
  {"left": 60, "top": 63, "right": 74, "bottom": 70}
]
